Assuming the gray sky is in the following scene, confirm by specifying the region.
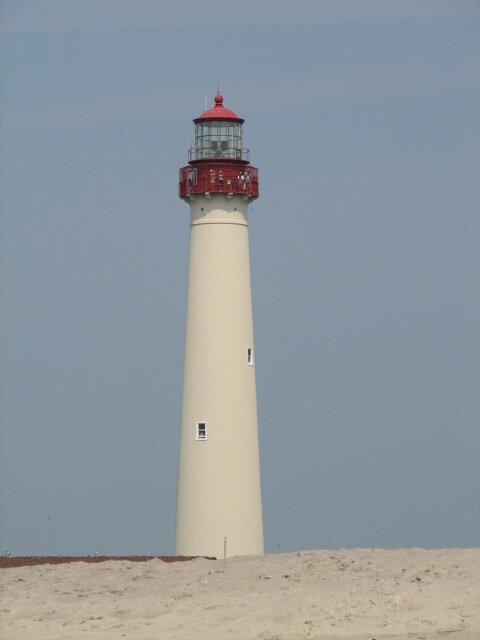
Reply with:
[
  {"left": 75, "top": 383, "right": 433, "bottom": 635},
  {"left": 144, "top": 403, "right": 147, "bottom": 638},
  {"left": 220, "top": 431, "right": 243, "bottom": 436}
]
[{"left": 1, "top": 0, "right": 479, "bottom": 555}]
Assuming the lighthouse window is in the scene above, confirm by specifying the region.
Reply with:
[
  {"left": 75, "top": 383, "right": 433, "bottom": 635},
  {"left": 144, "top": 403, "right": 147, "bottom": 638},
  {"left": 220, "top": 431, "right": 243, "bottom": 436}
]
[
  {"left": 196, "top": 422, "right": 207, "bottom": 440},
  {"left": 247, "top": 347, "right": 254, "bottom": 365}
]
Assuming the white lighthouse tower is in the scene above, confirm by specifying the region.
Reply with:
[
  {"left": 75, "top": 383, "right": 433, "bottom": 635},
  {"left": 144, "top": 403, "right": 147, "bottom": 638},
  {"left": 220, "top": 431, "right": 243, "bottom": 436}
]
[{"left": 175, "top": 92, "right": 263, "bottom": 558}]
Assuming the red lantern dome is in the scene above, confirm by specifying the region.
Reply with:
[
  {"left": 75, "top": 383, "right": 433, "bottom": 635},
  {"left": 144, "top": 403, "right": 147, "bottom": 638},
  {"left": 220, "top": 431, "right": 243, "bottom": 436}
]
[{"left": 194, "top": 92, "right": 244, "bottom": 124}]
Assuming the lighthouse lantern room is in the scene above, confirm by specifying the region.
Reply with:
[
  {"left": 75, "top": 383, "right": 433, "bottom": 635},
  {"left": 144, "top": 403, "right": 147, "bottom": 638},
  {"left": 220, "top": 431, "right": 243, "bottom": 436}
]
[{"left": 179, "top": 92, "right": 259, "bottom": 200}]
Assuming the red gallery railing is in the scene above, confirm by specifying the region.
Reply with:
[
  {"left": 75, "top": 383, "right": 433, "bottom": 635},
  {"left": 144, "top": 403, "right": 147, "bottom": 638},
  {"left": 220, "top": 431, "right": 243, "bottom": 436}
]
[{"left": 179, "top": 162, "right": 259, "bottom": 199}]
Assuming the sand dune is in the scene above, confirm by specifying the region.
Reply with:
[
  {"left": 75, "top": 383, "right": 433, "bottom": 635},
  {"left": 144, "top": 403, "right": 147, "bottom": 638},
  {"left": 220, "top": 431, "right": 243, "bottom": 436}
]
[{"left": 1, "top": 548, "right": 478, "bottom": 639}]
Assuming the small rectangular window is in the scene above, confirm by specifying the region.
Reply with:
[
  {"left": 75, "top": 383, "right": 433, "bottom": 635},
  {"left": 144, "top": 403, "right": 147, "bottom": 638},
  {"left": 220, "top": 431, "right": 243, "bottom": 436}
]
[
  {"left": 196, "top": 421, "right": 207, "bottom": 440},
  {"left": 247, "top": 347, "right": 254, "bottom": 365}
]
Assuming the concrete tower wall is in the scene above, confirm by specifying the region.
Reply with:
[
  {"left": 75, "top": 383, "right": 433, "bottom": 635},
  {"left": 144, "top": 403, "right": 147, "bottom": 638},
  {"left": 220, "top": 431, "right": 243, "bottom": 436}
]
[{"left": 175, "top": 194, "right": 264, "bottom": 558}]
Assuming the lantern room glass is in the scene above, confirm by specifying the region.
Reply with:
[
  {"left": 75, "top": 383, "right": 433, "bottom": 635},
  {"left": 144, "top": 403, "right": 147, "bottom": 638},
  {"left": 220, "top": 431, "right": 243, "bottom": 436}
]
[{"left": 195, "top": 120, "right": 242, "bottom": 160}]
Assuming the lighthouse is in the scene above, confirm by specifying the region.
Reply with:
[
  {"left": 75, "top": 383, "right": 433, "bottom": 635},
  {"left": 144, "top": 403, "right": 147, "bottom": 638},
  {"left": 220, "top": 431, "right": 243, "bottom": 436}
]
[{"left": 175, "top": 92, "right": 264, "bottom": 558}]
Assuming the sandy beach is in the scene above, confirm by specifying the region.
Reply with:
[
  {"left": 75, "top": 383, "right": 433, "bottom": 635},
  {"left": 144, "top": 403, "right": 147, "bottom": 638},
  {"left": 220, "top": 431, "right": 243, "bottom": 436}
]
[{"left": 1, "top": 548, "right": 478, "bottom": 639}]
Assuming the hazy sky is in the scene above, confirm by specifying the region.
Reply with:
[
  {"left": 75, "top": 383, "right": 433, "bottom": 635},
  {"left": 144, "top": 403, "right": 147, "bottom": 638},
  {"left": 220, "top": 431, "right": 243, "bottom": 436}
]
[{"left": 1, "top": 1, "right": 479, "bottom": 555}]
